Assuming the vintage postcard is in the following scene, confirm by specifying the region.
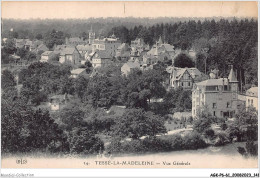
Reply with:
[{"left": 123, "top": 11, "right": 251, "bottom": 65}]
[{"left": 1, "top": 1, "right": 259, "bottom": 177}]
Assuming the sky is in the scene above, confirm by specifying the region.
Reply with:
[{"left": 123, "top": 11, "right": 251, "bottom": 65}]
[{"left": 1, "top": 1, "right": 258, "bottom": 19}]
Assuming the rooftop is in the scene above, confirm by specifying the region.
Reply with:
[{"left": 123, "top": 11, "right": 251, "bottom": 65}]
[
  {"left": 196, "top": 78, "right": 229, "bottom": 86},
  {"left": 76, "top": 44, "right": 92, "bottom": 51},
  {"left": 41, "top": 51, "right": 53, "bottom": 56},
  {"left": 71, "top": 68, "right": 86, "bottom": 75},
  {"left": 94, "top": 50, "right": 112, "bottom": 59},
  {"left": 122, "top": 62, "right": 140, "bottom": 69},
  {"left": 60, "top": 47, "right": 76, "bottom": 55},
  {"left": 246, "top": 87, "right": 258, "bottom": 97}
]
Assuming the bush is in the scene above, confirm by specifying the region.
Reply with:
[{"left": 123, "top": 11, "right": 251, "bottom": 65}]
[
  {"left": 68, "top": 128, "right": 104, "bottom": 155},
  {"left": 220, "top": 122, "right": 228, "bottom": 130},
  {"left": 204, "top": 129, "right": 215, "bottom": 139},
  {"left": 214, "top": 132, "right": 230, "bottom": 146},
  {"left": 167, "top": 135, "right": 183, "bottom": 150},
  {"left": 193, "top": 118, "right": 212, "bottom": 133},
  {"left": 142, "top": 137, "right": 172, "bottom": 152},
  {"left": 182, "top": 132, "right": 207, "bottom": 150},
  {"left": 237, "top": 141, "right": 258, "bottom": 157},
  {"left": 106, "top": 137, "right": 122, "bottom": 154}
]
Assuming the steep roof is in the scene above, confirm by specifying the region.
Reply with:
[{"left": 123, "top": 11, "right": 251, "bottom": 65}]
[
  {"left": 94, "top": 50, "right": 112, "bottom": 59},
  {"left": 60, "top": 47, "right": 76, "bottom": 55},
  {"left": 169, "top": 67, "right": 202, "bottom": 80},
  {"left": 71, "top": 68, "right": 86, "bottom": 75},
  {"left": 196, "top": 78, "right": 229, "bottom": 86},
  {"left": 228, "top": 66, "right": 238, "bottom": 82},
  {"left": 41, "top": 51, "right": 53, "bottom": 56},
  {"left": 187, "top": 68, "right": 202, "bottom": 78},
  {"left": 122, "top": 62, "right": 140, "bottom": 69},
  {"left": 117, "top": 43, "right": 127, "bottom": 50},
  {"left": 161, "top": 44, "right": 174, "bottom": 52},
  {"left": 54, "top": 45, "right": 74, "bottom": 51},
  {"left": 246, "top": 87, "right": 258, "bottom": 97},
  {"left": 76, "top": 44, "right": 92, "bottom": 51},
  {"left": 25, "top": 40, "right": 33, "bottom": 46},
  {"left": 37, "top": 44, "right": 48, "bottom": 51}
]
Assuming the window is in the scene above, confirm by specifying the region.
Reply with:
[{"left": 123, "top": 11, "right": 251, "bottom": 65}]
[
  {"left": 188, "top": 82, "right": 190, "bottom": 86},
  {"left": 251, "top": 99, "right": 254, "bottom": 106},
  {"left": 227, "top": 102, "right": 230, "bottom": 108},
  {"left": 213, "top": 111, "right": 216, "bottom": 116},
  {"left": 213, "top": 103, "right": 217, "bottom": 108},
  {"left": 181, "top": 82, "right": 183, "bottom": 86}
]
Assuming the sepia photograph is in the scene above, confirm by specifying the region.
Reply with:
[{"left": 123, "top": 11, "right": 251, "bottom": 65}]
[{"left": 0, "top": 1, "right": 259, "bottom": 177}]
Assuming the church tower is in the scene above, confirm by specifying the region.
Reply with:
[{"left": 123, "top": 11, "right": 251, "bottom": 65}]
[
  {"left": 228, "top": 65, "right": 239, "bottom": 114},
  {"left": 89, "top": 25, "right": 95, "bottom": 44}
]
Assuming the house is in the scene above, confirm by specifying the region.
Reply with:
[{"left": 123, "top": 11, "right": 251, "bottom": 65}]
[
  {"left": 32, "top": 43, "right": 48, "bottom": 53},
  {"left": 91, "top": 50, "right": 112, "bottom": 68},
  {"left": 49, "top": 94, "right": 72, "bottom": 111},
  {"left": 70, "top": 68, "right": 87, "bottom": 78},
  {"left": 121, "top": 62, "right": 140, "bottom": 76},
  {"left": 92, "top": 35, "right": 121, "bottom": 57},
  {"left": 161, "top": 44, "right": 175, "bottom": 57},
  {"left": 76, "top": 44, "right": 92, "bottom": 58},
  {"left": 146, "top": 44, "right": 171, "bottom": 63},
  {"left": 246, "top": 87, "right": 258, "bottom": 111},
  {"left": 24, "top": 40, "right": 33, "bottom": 51},
  {"left": 54, "top": 45, "right": 74, "bottom": 54},
  {"left": 15, "top": 39, "right": 26, "bottom": 48},
  {"left": 130, "top": 38, "right": 150, "bottom": 51},
  {"left": 116, "top": 43, "right": 131, "bottom": 60},
  {"left": 59, "top": 47, "right": 81, "bottom": 65},
  {"left": 40, "top": 51, "right": 54, "bottom": 63},
  {"left": 131, "top": 38, "right": 145, "bottom": 48},
  {"left": 192, "top": 66, "right": 239, "bottom": 118},
  {"left": 167, "top": 67, "right": 203, "bottom": 90}
]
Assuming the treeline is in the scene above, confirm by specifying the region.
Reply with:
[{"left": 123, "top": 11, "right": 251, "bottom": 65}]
[{"left": 2, "top": 17, "right": 245, "bottom": 39}]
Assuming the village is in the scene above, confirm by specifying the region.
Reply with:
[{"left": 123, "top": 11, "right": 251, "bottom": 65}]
[{"left": 1, "top": 19, "right": 258, "bottom": 158}]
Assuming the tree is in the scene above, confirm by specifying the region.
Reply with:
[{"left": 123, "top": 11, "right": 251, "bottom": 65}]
[
  {"left": 112, "top": 108, "right": 166, "bottom": 139},
  {"left": 35, "top": 33, "right": 43, "bottom": 40},
  {"left": 2, "top": 99, "right": 68, "bottom": 153},
  {"left": 1, "top": 70, "right": 16, "bottom": 90},
  {"left": 44, "top": 29, "right": 65, "bottom": 49},
  {"left": 60, "top": 100, "right": 86, "bottom": 131},
  {"left": 68, "top": 127, "right": 104, "bottom": 155},
  {"left": 228, "top": 107, "right": 258, "bottom": 141},
  {"left": 174, "top": 53, "right": 195, "bottom": 68},
  {"left": 193, "top": 117, "right": 212, "bottom": 134},
  {"left": 163, "top": 87, "right": 192, "bottom": 113}
]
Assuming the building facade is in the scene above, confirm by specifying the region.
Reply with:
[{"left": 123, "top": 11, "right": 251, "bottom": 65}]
[
  {"left": 91, "top": 50, "right": 112, "bottom": 68},
  {"left": 59, "top": 47, "right": 81, "bottom": 66},
  {"left": 246, "top": 87, "right": 258, "bottom": 111},
  {"left": 192, "top": 66, "right": 239, "bottom": 118},
  {"left": 167, "top": 67, "right": 203, "bottom": 90}
]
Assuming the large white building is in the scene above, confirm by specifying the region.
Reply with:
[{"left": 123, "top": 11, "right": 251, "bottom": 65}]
[{"left": 192, "top": 66, "right": 239, "bottom": 118}]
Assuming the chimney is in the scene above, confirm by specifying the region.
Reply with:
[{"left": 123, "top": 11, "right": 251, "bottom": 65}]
[
  {"left": 227, "top": 78, "right": 230, "bottom": 91},
  {"left": 65, "top": 37, "right": 69, "bottom": 45}
]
